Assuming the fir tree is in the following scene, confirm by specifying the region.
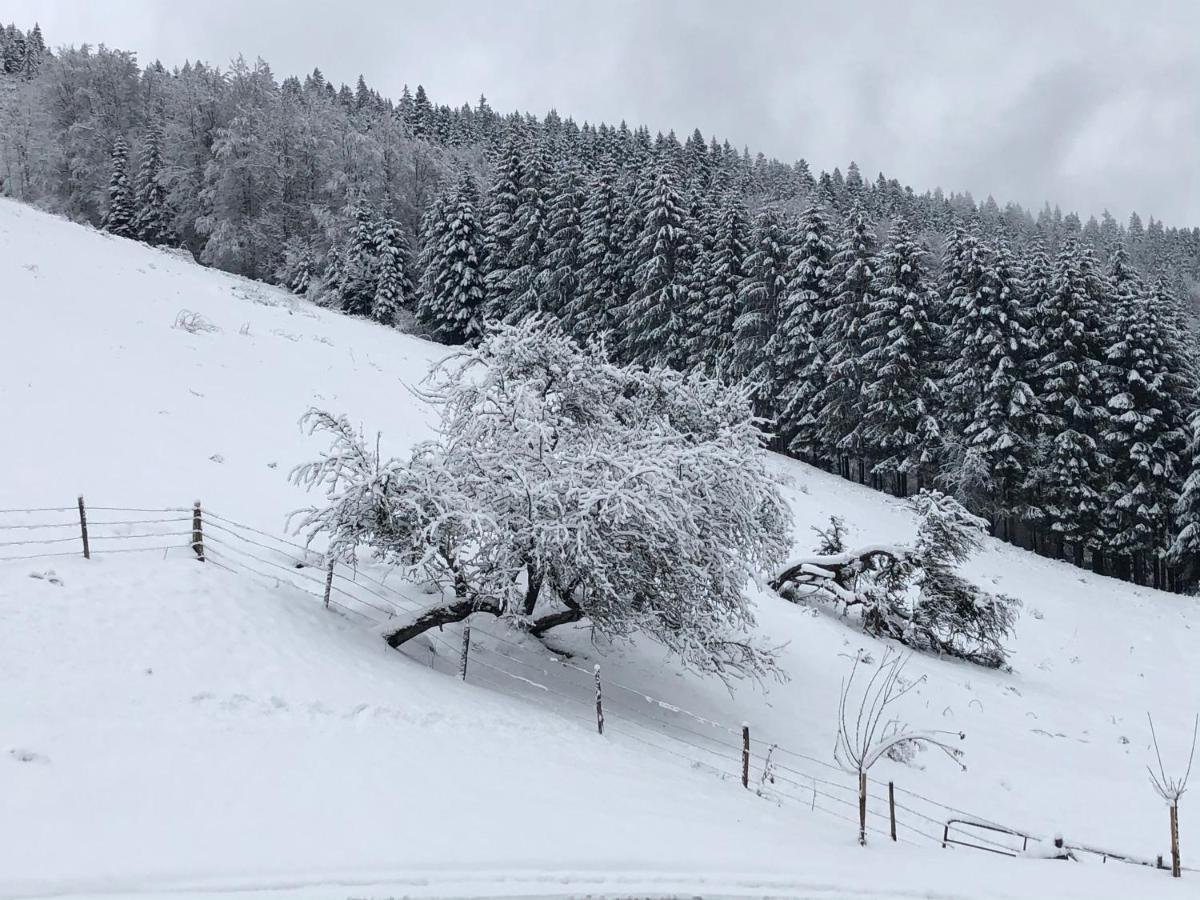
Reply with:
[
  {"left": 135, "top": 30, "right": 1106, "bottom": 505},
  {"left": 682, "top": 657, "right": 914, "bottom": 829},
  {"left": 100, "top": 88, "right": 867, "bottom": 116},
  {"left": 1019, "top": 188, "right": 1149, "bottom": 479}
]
[
  {"left": 418, "top": 173, "right": 487, "bottom": 344},
  {"left": 1035, "top": 242, "right": 1110, "bottom": 564},
  {"left": 565, "top": 162, "right": 625, "bottom": 340},
  {"left": 102, "top": 137, "right": 136, "bottom": 238},
  {"left": 133, "top": 122, "right": 174, "bottom": 246},
  {"left": 859, "top": 218, "right": 941, "bottom": 493},
  {"left": 695, "top": 193, "right": 750, "bottom": 372},
  {"left": 814, "top": 204, "right": 877, "bottom": 478},
  {"left": 947, "top": 241, "right": 1040, "bottom": 526},
  {"left": 1104, "top": 278, "right": 1193, "bottom": 584},
  {"left": 482, "top": 136, "right": 524, "bottom": 320},
  {"left": 778, "top": 205, "right": 835, "bottom": 460},
  {"left": 339, "top": 197, "right": 379, "bottom": 317},
  {"left": 371, "top": 217, "right": 414, "bottom": 326},
  {"left": 620, "top": 170, "right": 691, "bottom": 367},
  {"left": 542, "top": 166, "right": 585, "bottom": 321},
  {"left": 500, "top": 138, "right": 552, "bottom": 322},
  {"left": 732, "top": 207, "right": 794, "bottom": 416}
]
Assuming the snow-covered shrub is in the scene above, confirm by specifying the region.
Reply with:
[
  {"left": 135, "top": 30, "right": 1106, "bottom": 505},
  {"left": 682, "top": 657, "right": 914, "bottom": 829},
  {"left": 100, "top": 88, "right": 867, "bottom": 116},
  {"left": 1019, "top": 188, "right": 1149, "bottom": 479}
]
[
  {"left": 774, "top": 490, "right": 1020, "bottom": 668},
  {"left": 292, "top": 318, "right": 792, "bottom": 681},
  {"left": 172, "top": 309, "right": 220, "bottom": 334}
]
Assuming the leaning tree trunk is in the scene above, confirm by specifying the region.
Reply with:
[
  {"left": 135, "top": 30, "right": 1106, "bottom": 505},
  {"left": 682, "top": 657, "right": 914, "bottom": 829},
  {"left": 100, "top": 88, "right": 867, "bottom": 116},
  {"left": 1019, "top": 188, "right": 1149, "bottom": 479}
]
[{"left": 384, "top": 598, "right": 503, "bottom": 648}]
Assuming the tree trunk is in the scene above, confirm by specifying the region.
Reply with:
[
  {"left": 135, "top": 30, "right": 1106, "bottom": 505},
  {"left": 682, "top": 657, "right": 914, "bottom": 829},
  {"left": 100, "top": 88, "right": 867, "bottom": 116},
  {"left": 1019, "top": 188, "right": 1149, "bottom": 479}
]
[
  {"left": 522, "top": 565, "right": 544, "bottom": 616},
  {"left": 384, "top": 598, "right": 502, "bottom": 648},
  {"left": 858, "top": 771, "right": 868, "bottom": 846},
  {"left": 528, "top": 604, "right": 583, "bottom": 636}
]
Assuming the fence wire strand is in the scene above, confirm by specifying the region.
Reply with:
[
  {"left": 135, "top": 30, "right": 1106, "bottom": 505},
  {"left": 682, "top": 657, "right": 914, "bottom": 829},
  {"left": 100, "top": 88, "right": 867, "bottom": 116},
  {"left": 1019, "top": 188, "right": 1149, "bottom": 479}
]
[{"left": 0, "top": 499, "right": 1078, "bottom": 865}]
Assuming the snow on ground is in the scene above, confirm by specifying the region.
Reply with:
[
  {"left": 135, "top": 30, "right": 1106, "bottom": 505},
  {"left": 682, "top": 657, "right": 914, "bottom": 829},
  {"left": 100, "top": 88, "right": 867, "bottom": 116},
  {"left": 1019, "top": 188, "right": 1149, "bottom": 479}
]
[{"left": 2, "top": 198, "right": 1198, "bottom": 899}]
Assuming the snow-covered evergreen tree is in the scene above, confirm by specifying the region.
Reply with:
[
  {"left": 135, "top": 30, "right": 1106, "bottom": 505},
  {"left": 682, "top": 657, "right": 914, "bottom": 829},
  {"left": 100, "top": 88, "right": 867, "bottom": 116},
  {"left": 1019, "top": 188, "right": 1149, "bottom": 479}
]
[
  {"left": 565, "top": 162, "right": 625, "bottom": 341},
  {"left": 778, "top": 204, "right": 835, "bottom": 461},
  {"left": 858, "top": 218, "right": 941, "bottom": 493},
  {"left": 493, "top": 138, "right": 551, "bottom": 323},
  {"left": 102, "top": 137, "right": 136, "bottom": 238},
  {"left": 482, "top": 136, "right": 524, "bottom": 320},
  {"left": 335, "top": 197, "right": 380, "bottom": 317},
  {"left": 945, "top": 241, "right": 1040, "bottom": 531},
  {"left": 133, "top": 121, "right": 173, "bottom": 246},
  {"left": 620, "top": 170, "right": 692, "bottom": 367},
  {"left": 418, "top": 173, "right": 488, "bottom": 344},
  {"left": 542, "top": 166, "right": 585, "bottom": 321},
  {"left": 1035, "top": 242, "right": 1110, "bottom": 564},
  {"left": 370, "top": 217, "right": 414, "bottom": 326},
  {"left": 1103, "top": 277, "right": 1193, "bottom": 583},
  {"left": 694, "top": 193, "right": 749, "bottom": 372},
  {"left": 814, "top": 204, "right": 877, "bottom": 477},
  {"left": 732, "top": 207, "right": 794, "bottom": 416}
]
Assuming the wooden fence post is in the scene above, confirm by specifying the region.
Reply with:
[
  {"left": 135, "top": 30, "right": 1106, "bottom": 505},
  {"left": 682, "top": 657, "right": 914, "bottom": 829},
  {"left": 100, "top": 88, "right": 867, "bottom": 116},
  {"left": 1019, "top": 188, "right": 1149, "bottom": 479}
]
[
  {"left": 191, "top": 500, "right": 205, "bottom": 562},
  {"left": 888, "top": 781, "right": 897, "bottom": 842},
  {"left": 741, "top": 723, "right": 751, "bottom": 789},
  {"left": 459, "top": 619, "right": 472, "bottom": 681},
  {"left": 322, "top": 557, "right": 335, "bottom": 609},
  {"left": 1171, "top": 802, "right": 1181, "bottom": 878},
  {"left": 77, "top": 495, "right": 90, "bottom": 560},
  {"left": 593, "top": 664, "right": 604, "bottom": 735}
]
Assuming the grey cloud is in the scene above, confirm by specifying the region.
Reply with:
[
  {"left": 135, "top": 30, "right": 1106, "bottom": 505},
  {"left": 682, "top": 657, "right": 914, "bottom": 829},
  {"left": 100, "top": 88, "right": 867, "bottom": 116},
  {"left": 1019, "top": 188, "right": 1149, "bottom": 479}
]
[{"left": 10, "top": 0, "right": 1200, "bottom": 225}]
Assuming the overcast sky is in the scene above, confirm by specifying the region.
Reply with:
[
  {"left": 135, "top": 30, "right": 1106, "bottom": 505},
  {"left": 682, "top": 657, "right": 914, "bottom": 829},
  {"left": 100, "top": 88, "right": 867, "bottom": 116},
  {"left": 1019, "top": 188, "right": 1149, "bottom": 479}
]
[{"left": 10, "top": 1, "right": 1199, "bottom": 226}]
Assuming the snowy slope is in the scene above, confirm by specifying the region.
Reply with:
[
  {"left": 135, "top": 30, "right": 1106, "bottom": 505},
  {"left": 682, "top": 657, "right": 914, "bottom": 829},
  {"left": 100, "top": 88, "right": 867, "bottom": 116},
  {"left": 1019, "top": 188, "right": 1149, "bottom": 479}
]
[{"left": 2, "top": 198, "right": 1197, "bottom": 900}]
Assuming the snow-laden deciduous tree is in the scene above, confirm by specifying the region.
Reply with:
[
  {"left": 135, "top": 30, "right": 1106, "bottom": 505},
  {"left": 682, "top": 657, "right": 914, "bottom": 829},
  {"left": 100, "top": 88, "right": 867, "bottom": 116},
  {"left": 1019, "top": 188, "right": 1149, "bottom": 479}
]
[
  {"left": 292, "top": 318, "right": 792, "bottom": 681},
  {"left": 835, "top": 650, "right": 965, "bottom": 845},
  {"left": 773, "top": 490, "right": 1020, "bottom": 668}
]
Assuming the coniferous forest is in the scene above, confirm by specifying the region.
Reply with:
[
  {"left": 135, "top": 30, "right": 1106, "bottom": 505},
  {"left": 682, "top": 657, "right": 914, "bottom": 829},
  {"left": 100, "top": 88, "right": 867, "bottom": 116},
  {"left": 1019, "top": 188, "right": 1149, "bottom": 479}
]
[{"left": 4, "top": 24, "right": 1200, "bottom": 592}]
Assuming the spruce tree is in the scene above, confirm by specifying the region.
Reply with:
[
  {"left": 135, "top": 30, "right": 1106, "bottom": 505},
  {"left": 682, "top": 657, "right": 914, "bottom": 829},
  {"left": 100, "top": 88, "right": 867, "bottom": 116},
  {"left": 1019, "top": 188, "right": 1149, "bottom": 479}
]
[
  {"left": 1035, "top": 242, "right": 1110, "bottom": 564},
  {"left": 542, "top": 166, "right": 585, "bottom": 321},
  {"left": 565, "top": 162, "right": 625, "bottom": 341},
  {"left": 859, "top": 218, "right": 940, "bottom": 494},
  {"left": 950, "top": 241, "right": 1040, "bottom": 528},
  {"left": 133, "top": 122, "right": 174, "bottom": 246},
  {"left": 1104, "top": 277, "right": 1193, "bottom": 584},
  {"left": 371, "top": 217, "right": 413, "bottom": 326},
  {"left": 778, "top": 205, "right": 835, "bottom": 461},
  {"left": 482, "top": 136, "right": 524, "bottom": 320},
  {"left": 814, "top": 204, "right": 877, "bottom": 478},
  {"left": 620, "top": 170, "right": 691, "bottom": 367},
  {"left": 418, "top": 174, "right": 487, "bottom": 344},
  {"left": 500, "top": 138, "right": 551, "bottom": 322},
  {"left": 102, "top": 137, "right": 136, "bottom": 238},
  {"left": 339, "top": 197, "right": 378, "bottom": 317},
  {"left": 732, "top": 207, "right": 794, "bottom": 416},
  {"left": 695, "top": 193, "right": 750, "bottom": 372}
]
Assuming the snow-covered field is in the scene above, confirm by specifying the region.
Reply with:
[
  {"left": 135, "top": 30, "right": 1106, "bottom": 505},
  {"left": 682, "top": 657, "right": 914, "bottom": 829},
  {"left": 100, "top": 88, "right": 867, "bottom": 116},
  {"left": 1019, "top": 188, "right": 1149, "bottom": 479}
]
[{"left": 2, "top": 197, "right": 1198, "bottom": 899}]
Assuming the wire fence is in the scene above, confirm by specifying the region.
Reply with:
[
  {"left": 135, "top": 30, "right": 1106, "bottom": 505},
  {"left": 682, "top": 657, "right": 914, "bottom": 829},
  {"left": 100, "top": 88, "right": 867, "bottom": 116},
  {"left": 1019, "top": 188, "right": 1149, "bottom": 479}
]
[{"left": 1, "top": 496, "right": 1188, "bottom": 877}]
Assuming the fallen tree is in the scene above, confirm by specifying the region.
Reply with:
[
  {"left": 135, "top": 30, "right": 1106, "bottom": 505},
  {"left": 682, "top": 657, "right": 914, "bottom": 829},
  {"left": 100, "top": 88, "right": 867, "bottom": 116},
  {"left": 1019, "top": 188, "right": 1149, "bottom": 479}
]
[
  {"left": 773, "top": 492, "right": 1021, "bottom": 668},
  {"left": 291, "top": 318, "right": 792, "bottom": 682}
]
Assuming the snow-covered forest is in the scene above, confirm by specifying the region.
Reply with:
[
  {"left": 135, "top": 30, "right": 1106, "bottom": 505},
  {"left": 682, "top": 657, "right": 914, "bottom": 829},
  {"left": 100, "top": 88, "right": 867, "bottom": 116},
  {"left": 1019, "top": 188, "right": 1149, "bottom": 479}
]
[{"left": 3, "top": 21, "right": 1200, "bottom": 593}]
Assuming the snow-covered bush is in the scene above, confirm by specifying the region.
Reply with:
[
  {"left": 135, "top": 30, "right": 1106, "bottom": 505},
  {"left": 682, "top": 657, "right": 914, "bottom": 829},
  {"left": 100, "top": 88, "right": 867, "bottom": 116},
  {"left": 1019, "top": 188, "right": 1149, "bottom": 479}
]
[
  {"left": 773, "top": 490, "right": 1020, "bottom": 668},
  {"left": 172, "top": 309, "right": 220, "bottom": 334},
  {"left": 292, "top": 318, "right": 792, "bottom": 681}
]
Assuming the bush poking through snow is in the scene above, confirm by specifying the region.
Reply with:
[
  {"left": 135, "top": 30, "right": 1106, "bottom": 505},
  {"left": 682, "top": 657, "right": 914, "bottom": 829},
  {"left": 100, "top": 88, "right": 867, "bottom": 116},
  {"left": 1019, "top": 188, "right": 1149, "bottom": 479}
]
[
  {"left": 291, "top": 318, "right": 792, "bottom": 682},
  {"left": 774, "top": 491, "right": 1021, "bottom": 668},
  {"left": 172, "top": 309, "right": 220, "bottom": 334}
]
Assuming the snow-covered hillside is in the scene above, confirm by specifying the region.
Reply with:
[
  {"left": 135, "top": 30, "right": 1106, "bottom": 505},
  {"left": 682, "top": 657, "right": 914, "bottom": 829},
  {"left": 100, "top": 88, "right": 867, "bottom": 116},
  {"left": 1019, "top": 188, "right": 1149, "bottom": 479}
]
[{"left": 2, "top": 198, "right": 1197, "bottom": 900}]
